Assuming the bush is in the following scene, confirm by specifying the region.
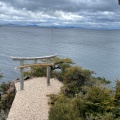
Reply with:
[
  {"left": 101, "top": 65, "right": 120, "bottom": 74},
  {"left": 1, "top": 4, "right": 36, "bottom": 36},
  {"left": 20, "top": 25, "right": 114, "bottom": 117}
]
[
  {"left": 49, "top": 94, "right": 83, "bottom": 120},
  {"left": 63, "top": 66, "right": 93, "bottom": 85},
  {"left": 49, "top": 84, "right": 120, "bottom": 120},
  {"left": 0, "top": 82, "right": 9, "bottom": 94},
  {"left": 24, "top": 66, "right": 47, "bottom": 77},
  {"left": 51, "top": 71, "right": 64, "bottom": 81},
  {"left": 60, "top": 66, "right": 94, "bottom": 97},
  {"left": 48, "top": 57, "right": 120, "bottom": 120},
  {"left": 61, "top": 82, "right": 80, "bottom": 97},
  {"left": 86, "top": 113, "right": 116, "bottom": 120},
  {"left": 49, "top": 101, "right": 81, "bottom": 120},
  {"left": 84, "top": 85, "right": 115, "bottom": 114},
  {"left": 114, "top": 80, "right": 120, "bottom": 117},
  {"left": 32, "top": 66, "right": 47, "bottom": 77},
  {"left": 115, "top": 80, "right": 120, "bottom": 100},
  {"left": 0, "top": 82, "right": 16, "bottom": 119},
  {"left": 95, "top": 77, "right": 110, "bottom": 84}
]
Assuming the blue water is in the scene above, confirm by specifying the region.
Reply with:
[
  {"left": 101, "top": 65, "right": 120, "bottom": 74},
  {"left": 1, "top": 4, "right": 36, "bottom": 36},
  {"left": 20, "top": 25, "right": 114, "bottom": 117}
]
[{"left": 0, "top": 26, "right": 120, "bottom": 86}]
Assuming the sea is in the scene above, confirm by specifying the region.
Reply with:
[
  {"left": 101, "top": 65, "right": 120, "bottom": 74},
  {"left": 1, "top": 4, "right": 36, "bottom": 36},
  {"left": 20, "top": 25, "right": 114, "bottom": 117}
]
[{"left": 0, "top": 26, "right": 120, "bottom": 87}]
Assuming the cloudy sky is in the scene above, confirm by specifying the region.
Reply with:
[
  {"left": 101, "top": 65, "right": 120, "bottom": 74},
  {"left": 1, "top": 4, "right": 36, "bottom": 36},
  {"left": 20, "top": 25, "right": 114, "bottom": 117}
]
[{"left": 0, "top": 0, "right": 120, "bottom": 29}]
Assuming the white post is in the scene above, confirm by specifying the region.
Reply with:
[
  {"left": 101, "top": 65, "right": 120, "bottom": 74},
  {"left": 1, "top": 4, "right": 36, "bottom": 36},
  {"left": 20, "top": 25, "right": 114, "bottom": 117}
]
[
  {"left": 20, "top": 60, "right": 24, "bottom": 90},
  {"left": 47, "top": 59, "right": 50, "bottom": 86}
]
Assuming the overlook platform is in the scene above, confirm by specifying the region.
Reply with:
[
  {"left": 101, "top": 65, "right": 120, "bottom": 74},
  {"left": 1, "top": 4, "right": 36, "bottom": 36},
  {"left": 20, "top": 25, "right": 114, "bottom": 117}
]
[{"left": 7, "top": 77, "right": 62, "bottom": 120}]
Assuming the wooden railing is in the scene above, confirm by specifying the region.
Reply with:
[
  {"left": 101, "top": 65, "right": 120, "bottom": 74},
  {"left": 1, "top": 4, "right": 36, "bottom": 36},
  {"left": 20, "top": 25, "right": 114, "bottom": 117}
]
[{"left": 11, "top": 55, "right": 57, "bottom": 90}]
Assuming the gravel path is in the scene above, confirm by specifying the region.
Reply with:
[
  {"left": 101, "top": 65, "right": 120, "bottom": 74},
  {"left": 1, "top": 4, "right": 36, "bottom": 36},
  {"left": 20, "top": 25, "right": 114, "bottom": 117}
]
[{"left": 7, "top": 77, "right": 62, "bottom": 120}]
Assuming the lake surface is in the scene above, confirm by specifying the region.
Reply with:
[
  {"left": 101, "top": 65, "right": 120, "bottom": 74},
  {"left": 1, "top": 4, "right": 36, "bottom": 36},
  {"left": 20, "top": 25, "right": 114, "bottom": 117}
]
[{"left": 0, "top": 26, "right": 120, "bottom": 86}]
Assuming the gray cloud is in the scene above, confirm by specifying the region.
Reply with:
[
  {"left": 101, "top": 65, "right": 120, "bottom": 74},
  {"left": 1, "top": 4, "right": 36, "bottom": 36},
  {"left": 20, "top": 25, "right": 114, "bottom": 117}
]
[
  {"left": 0, "top": 0, "right": 120, "bottom": 29},
  {"left": 1, "top": 0, "right": 119, "bottom": 12}
]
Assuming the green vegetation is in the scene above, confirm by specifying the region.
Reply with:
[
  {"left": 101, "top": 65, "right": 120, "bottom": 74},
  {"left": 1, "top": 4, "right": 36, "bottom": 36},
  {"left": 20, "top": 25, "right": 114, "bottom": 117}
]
[
  {"left": 0, "top": 81, "right": 16, "bottom": 120},
  {"left": 24, "top": 57, "right": 120, "bottom": 120},
  {"left": 24, "top": 66, "right": 47, "bottom": 77}
]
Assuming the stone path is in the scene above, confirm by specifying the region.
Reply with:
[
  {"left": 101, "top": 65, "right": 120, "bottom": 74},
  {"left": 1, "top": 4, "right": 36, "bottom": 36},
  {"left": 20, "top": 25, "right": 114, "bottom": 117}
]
[{"left": 7, "top": 77, "right": 62, "bottom": 120}]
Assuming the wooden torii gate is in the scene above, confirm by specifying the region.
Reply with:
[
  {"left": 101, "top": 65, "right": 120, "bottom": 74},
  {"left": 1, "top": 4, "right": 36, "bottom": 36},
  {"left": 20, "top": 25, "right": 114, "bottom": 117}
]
[{"left": 11, "top": 55, "right": 57, "bottom": 90}]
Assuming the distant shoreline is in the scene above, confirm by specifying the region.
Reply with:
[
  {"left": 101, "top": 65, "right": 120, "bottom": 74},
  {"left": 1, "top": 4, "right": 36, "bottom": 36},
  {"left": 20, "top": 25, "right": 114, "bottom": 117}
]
[{"left": 0, "top": 24, "right": 120, "bottom": 30}]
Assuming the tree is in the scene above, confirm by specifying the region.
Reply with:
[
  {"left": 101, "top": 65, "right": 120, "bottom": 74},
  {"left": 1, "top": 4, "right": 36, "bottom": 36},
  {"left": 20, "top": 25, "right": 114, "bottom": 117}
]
[{"left": 48, "top": 58, "right": 120, "bottom": 120}]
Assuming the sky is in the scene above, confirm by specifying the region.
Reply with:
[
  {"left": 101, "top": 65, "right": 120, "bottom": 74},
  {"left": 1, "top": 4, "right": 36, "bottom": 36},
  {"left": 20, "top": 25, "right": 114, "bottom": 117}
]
[{"left": 0, "top": 0, "right": 120, "bottom": 29}]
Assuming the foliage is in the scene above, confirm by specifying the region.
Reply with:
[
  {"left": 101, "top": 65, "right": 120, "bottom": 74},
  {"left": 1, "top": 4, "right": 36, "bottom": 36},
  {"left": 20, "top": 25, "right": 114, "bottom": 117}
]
[
  {"left": 24, "top": 66, "right": 47, "bottom": 77},
  {"left": 49, "top": 83, "right": 120, "bottom": 120},
  {"left": 63, "top": 66, "right": 92, "bottom": 83},
  {"left": 60, "top": 66, "right": 101, "bottom": 97},
  {"left": 86, "top": 113, "right": 116, "bottom": 120},
  {"left": 114, "top": 80, "right": 120, "bottom": 117},
  {"left": 49, "top": 94, "right": 81, "bottom": 120},
  {"left": 49, "top": 102, "right": 81, "bottom": 120},
  {"left": 115, "top": 80, "right": 120, "bottom": 100},
  {"left": 0, "top": 82, "right": 16, "bottom": 119},
  {"left": 0, "top": 91, "right": 15, "bottom": 110},
  {"left": 95, "top": 77, "right": 111, "bottom": 84},
  {"left": 31, "top": 66, "right": 47, "bottom": 77},
  {"left": 48, "top": 57, "right": 120, "bottom": 120},
  {"left": 84, "top": 85, "right": 115, "bottom": 114}
]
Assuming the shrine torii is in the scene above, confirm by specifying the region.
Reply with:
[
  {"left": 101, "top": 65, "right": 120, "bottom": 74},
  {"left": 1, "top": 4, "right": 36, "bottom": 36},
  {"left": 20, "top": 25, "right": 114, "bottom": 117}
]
[{"left": 11, "top": 54, "right": 57, "bottom": 90}]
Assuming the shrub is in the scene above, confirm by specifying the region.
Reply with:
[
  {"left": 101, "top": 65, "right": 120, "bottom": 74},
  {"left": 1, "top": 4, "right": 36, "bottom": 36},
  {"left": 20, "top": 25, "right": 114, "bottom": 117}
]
[
  {"left": 60, "top": 66, "right": 94, "bottom": 97},
  {"left": 86, "top": 113, "right": 116, "bottom": 120},
  {"left": 50, "top": 57, "right": 74, "bottom": 81},
  {"left": 114, "top": 80, "right": 120, "bottom": 117},
  {"left": 49, "top": 84, "right": 119, "bottom": 120},
  {"left": 48, "top": 58, "right": 120, "bottom": 120},
  {"left": 115, "top": 80, "right": 120, "bottom": 100},
  {"left": 51, "top": 71, "right": 64, "bottom": 81},
  {"left": 24, "top": 66, "right": 47, "bottom": 77},
  {"left": 49, "top": 102, "right": 81, "bottom": 120},
  {"left": 71, "top": 94, "right": 86, "bottom": 118},
  {"left": 32, "top": 66, "right": 47, "bottom": 77},
  {"left": 63, "top": 66, "right": 93, "bottom": 85},
  {"left": 84, "top": 85, "right": 115, "bottom": 115},
  {"left": 0, "top": 82, "right": 9, "bottom": 94},
  {"left": 61, "top": 82, "right": 80, "bottom": 97},
  {"left": 95, "top": 77, "right": 110, "bottom": 84},
  {"left": 0, "top": 82, "right": 16, "bottom": 119},
  {"left": 49, "top": 94, "right": 80, "bottom": 120}
]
